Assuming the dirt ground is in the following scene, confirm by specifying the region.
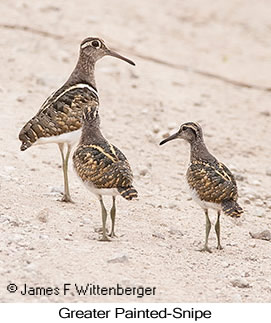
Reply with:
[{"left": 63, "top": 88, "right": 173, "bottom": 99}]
[{"left": 0, "top": 0, "right": 271, "bottom": 303}]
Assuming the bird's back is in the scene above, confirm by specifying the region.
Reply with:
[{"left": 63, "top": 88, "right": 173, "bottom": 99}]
[
  {"left": 73, "top": 141, "right": 134, "bottom": 190},
  {"left": 19, "top": 84, "right": 99, "bottom": 150},
  {"left": 186, "top": 158, "right": 238, "bottom": 204}
]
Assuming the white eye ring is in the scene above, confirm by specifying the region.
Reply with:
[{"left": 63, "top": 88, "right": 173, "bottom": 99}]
[{"left": 91, "top": 40, "right": 101, "bottom": 48}]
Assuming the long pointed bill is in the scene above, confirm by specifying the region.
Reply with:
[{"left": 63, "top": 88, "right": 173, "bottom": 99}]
[
  {"left": 108, "top": 49, "right": 135, "bottom": 66},
  {"left": 159, "top": 132, "right": 179, "bottom": 145}
]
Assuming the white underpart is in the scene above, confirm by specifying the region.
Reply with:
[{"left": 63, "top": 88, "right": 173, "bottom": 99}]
[
  {"left": 33, "top": 129, "right": 81, "bottom": 146},
  {"left": 83, "top": 181, "right": 119, "bottom": 198},
  {"left": 185, "top": 178, "right": 221, "bottom": 211}
]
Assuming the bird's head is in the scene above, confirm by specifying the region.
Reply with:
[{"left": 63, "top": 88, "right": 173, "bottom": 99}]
[
  {"left": 80, "top": 37, "right": 135, "bottom": 66},
  {"left": 160, "top": 122, "right": 203, "bottom": 145}
]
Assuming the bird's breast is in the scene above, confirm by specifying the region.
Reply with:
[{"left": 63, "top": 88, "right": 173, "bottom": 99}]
[{"left": 33, "top": 128, "right": 82, "bottom": 146}]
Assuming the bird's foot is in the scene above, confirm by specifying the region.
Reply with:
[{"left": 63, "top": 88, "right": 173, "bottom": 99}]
[
  {"left": 199, "top": 246, "right": 212, "bottom": 253},
  {"left": 99, "top": 235, "right": 111, "bottom": 242},
  {"left": 59, "top": 194, "right": 74, "bottom": 203},
  {"left": 217, "top": 244, "right": 223, "bottom": 250},
  {"left": 109, "top": 231, "right": 118, "bottom": 238}
]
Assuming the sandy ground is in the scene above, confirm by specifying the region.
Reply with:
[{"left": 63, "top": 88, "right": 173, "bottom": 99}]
[{"left": 0, "top": 0, "right": 271, "bottom": 303}]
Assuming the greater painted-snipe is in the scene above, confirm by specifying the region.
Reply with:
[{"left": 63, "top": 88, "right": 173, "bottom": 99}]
[
  {"left": 19, "top": 37, "right": 135, "bottom": 202},
  {"left": 160, "top": 122, "right": 243, "bottom": 252},
  {"left": 73, "top": 105, "right": 138, "bottom": 241}
]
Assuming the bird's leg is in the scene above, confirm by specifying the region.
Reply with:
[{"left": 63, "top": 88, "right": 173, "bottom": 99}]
[
  {"left": 200, "top": 209, "right": 212, "bottom": 253},
  {"left": 215, "top": 211, "right": 223, "bottom": 250},
  {"left": 109, "top": 196, "right": 117, "bottom": 238},
  {"left": 58, "top": 143, "right": 73, "bottom": 203},
  {"left": 99, "top": 196, "right": 110, "bottom": 242}
]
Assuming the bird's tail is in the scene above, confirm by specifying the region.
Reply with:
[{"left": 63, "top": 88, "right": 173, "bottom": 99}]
[
  {"left": 222, "top": 200, "right": 243, "bottom": 218},
  {"left": 19, "top": 129, "right": 34, "bottom": 151},
  {"left": 118, "top": 186, "right": 138, "bottom": 200},
  {"left": 19, "top": 140, "right": 32, "bottom": 151}
]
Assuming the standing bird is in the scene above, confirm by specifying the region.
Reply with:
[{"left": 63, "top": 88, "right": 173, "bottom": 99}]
[
  {"left": 73, "top": 105, "right": 138, "bottom": 241},
  {"left": 160, "top": 122, "right": 243, "bottom": 252},
  {"left": 19, "top": 37, "right": 135, "bottom": 202}
]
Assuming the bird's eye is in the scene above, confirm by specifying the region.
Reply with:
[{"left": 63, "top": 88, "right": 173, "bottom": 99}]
[
  {"left": 91, "top": 40, "right": 101, "bottom": 48},
  {"left": 182, "top": 126, "right": 188, "bottom": 131}
]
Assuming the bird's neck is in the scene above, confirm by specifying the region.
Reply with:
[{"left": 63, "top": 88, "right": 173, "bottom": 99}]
[
  {"left": 189, "top": 139, "right": 214, "bottom": 163},
  {"left": 80, "top": 123, "right": 106, "bottom": 146},
  {"left": 66, "top": 53, "right": 97, "bottom": 90}
]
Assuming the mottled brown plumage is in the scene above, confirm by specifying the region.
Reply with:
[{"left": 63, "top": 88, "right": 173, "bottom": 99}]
[
  {"left": 73, "top": 106, "right": 138, "bottom": 241},
  {"left": 187, "top": 160, "right": 237, "bottom": 205},
  {"left": 18, "top": 37, "right": 135, "bottom": 202},
  {"left": 74, "top": 143, "right": 135, "bottom": 194},
  {"left": 19, "top": 85, "right": 98, "bottom": 150},
  {"left": 160, "top": 122, "right": 243, "bottom": 252}
]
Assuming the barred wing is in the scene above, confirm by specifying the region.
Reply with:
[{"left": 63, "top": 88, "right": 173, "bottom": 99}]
[
  {"left": 19, "top": 84, "right": 98, "bottom": 150},
  {"left": 187, "top": 160, "right": 238, "bottom": 203},
  {"left": 73, "top": 143, "right": 134, "bottom": 189}
]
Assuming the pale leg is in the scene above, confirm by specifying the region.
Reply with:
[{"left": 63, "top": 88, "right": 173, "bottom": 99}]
[
  {"left": 58, "top": 143, "right": 73, "bottom": 203},
  {"left": 99, "top": 196, "right": 110, "bottom": 242},
  {"left": 215, "top": 211, "right": 223, "bottom": 250},
  {"left": 109, "top": 196, "right": 117, "bottom": 238},
  {"left": 200, "top": 209, "right": 212, "bottom": 253}
]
